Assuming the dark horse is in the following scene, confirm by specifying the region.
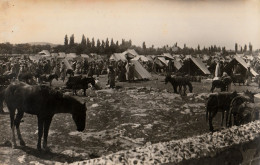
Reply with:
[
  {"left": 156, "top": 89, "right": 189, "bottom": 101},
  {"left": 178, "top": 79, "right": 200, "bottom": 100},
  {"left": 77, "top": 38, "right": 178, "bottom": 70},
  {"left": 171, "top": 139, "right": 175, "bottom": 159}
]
[
  {"left": 66, "top": 69, "right": 74, "bottom": 77},
  {"left": 231, "top": 74, "right": 245, "bottom": 86},
  {"left": 210, "top": 77, "right": 232, "bottom": 93},
  {"left": 227, "top": 90, "right": 255, "bottom": 127},
  {"left": 165, "top": 75, "right": 193, "bottom": 95},
  {"left": 18, "top": 72, "right": 35, "bottom": 84},
  {"left": 206, "top": 91, "right": 238, "bottom": 132},
  {"left": 66, "top": 76, "right": 96, "bottom": 96},
  {"left": 37, "top": 74, "right": 59, "bottom": 86},
  {"left": 1, "top": 82, "right": 86, "bottom": 150}
]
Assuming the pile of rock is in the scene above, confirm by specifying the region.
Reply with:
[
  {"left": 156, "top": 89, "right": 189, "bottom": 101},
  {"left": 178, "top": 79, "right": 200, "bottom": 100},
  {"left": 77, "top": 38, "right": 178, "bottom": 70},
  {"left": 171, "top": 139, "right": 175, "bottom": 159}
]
[{"left": 70, "top": 120, "right": 260, "bottom": 165}]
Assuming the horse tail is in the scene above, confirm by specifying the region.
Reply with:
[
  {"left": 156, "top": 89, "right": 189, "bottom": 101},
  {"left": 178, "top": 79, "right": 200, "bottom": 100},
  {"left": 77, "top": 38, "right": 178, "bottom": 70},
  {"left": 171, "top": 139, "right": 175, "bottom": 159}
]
[
  {"left": 206, "top": 101, "right": 209, "bottom": 123},
  {"left": 187, "top": 81, "right": 193, "bottom": 93},
  {"left": 0, "top": 86, "right": 6, "bottom": 113}
]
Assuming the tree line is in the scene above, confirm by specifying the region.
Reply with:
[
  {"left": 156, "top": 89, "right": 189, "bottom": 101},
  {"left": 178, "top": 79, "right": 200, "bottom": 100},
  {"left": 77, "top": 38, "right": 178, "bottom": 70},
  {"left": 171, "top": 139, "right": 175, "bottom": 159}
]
[{"left": 0, "top": 34, "right": 255, "bottom": 56}]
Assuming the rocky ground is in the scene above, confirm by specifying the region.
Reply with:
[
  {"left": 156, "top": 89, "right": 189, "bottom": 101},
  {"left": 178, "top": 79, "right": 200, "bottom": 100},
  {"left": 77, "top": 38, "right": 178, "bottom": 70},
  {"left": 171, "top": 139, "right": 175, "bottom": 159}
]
[{"left": 0, "top": 74, "right": 259, "bottom": 164}]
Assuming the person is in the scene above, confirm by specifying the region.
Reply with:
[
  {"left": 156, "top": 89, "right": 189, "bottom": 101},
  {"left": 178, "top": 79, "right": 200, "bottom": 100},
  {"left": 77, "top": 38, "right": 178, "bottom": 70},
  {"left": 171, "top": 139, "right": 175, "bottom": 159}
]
[
  {"left": 60, "top": 62, "right": 66, "bottom": 82},
  {"left": 127, "top": 63, "right": 135, "bottom": 82},
  {"left": 245, "top": 67, "right": 252, "bottom": 86},
  {"left": 108, "top": 65, "right": 115, "bottom": 88},
  {"left": 221, "top": 72, "right": 231, "bottom": 91}
]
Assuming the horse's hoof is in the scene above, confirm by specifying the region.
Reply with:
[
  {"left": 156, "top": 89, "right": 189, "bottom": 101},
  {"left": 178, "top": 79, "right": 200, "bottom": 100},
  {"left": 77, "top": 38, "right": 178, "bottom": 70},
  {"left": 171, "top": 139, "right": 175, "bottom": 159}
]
[
  {"left": 37, "top": 145, "right": 42, "bottom": 151},
  {"left": 20, "top": 140, "right": 26, "bottom": 146}
]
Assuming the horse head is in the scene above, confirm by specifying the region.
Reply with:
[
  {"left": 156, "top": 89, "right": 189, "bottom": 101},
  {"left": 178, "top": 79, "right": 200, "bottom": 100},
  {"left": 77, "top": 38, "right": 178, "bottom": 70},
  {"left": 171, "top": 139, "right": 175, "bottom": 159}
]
[
  {"left": 72, "top": 102, "right": 87, "bottom": 132},
  {"left": 243, "top": 90, "right": 255, "bottom": 103},
  {"left": 165, "top": 75, "right": 171, "bottom": 84}
]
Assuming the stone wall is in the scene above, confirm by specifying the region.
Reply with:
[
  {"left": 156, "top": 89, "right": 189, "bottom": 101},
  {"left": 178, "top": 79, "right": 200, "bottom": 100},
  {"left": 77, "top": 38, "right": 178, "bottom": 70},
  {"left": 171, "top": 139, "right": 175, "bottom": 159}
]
[{"left": 70, "top": 120, "right": 260, "bottom": 165}]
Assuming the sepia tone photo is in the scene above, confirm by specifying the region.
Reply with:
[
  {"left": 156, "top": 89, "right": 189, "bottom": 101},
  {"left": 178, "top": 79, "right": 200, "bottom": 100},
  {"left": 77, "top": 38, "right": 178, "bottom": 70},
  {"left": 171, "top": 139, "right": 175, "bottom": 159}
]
[{"left": 0, "top": 0, "right": 260, "bottom": 164}]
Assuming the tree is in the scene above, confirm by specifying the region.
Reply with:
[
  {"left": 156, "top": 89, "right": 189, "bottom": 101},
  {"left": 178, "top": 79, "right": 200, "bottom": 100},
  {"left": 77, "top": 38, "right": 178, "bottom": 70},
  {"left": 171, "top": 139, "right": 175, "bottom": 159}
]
[
  {"left": 142, "top": 42, "right": 146, "bottom": 50},
  {"left": 64, "top": 35, "right": 68, "bottom": 46},
  {"left": 235, "top": 43, "right": 238, "bottom": 53},
  {"left": 197, "top": 44, "right": 200, "bottom": 51},
  {"left": 86, "top": 38, "right": 91, "bottom": 48},
  {"left": 244, "top": 44, "right": 247, "bottom": 52},
  {"left": 69, "top": 34, "right": 74, "bottom": 46},
  {"left": 249, "top": 42, "right": 253, "bottom": 52},
  {"left": 91, "top": 38, "right": 95, "bottom": 48},
  {"left": 81, "top": 35, "right": 86, "bottom": 45},
  {"left": 110, "top": 38, "right": 115, "bottom": 47},
  {"left": 96, "top": 39, "right": 101, "bottom": 48},
  {"left": 105, "top": 38, "right": 110, "bottom": 48}
]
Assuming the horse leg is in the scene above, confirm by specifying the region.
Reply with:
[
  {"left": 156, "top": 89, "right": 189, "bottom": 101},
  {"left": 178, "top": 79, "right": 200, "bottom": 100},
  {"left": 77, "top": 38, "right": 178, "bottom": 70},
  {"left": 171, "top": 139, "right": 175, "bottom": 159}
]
[
  {"left": 221, "top": 111, "right": 225, "bottom": 127},
  {"left": 15, "top": 110, "right": 25, "bottom": 146},
  {"left": 183, "top": 85, "right": 187, "bottom": 95},
  {"left": 9, "top": 109, "right": 17, "bottom": 148},
  {"left": 210, "top": 86, "right": 214, "bottom": 93},
  {"left": 209, "top": 109, "right": 218, "bottom": 132},
  {"left": 43, "top": 117, "right": 53, "bottom": 150},
  {"left": 37, "top": 116, "right": 44, "bottom": 150}
]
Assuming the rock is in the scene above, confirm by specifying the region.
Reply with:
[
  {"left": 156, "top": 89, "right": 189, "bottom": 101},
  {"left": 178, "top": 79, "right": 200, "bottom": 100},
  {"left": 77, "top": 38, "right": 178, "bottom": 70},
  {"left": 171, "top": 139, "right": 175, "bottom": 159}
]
[
  {"left": 187, "top": 93, "right": 195, "bottom": 97},
  {"left": 63, "top": 92, "right": 73, "bottom": 96},
  {"left": 91, "top": 103, "right": 99, "bottom": 108}
]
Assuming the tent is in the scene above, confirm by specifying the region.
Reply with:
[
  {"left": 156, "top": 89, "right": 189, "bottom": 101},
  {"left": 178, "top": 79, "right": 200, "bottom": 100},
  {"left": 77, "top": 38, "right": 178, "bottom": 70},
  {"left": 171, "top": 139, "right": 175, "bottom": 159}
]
[
  {"left": 179, "top": 57, "right": 211, "bottom": 75},
  {"left": 62, "top": 58, "right": 73, "bottom": 70},
  {"left": 130, "top": 60, "right": 152, "bottom": 79},
  {"left": 110, "top": 53, "right": 127, "bottom": 61},
  {"left": 224, "top": 55, "right": 258, "bottom": 77},
  {"left": 66, "top": 53, "right": 77, "bottom": 58},
  {"left": 58, "top": 52, "right": 66, "bottom": 57},
  {"left": 173, "top": 61, "right": 183, "bottom": 70},
  {"left": 38, "top": 50, "right": 50, "bottom": 56},
  {"left": 122, "top": 49, "right": 139, "bottom": 57},
  {"left": 133, "top": 55, "right": 151, "bottom": 62},
  {"left": 161, "top": 53, "right": 174, "bottom": 60}
]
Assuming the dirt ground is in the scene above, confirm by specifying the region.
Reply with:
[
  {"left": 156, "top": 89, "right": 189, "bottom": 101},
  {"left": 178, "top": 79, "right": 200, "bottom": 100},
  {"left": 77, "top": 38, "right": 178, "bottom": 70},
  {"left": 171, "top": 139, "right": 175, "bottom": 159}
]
[{"left": 0, "top": 74, "right": 259, "bottom": 165}]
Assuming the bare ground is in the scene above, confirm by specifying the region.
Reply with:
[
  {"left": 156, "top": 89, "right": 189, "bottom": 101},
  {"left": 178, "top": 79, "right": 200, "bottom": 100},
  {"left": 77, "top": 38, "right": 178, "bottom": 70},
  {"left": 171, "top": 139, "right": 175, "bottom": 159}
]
[{"left": 0, "top": 74, "right": 259, "bottom": 165}]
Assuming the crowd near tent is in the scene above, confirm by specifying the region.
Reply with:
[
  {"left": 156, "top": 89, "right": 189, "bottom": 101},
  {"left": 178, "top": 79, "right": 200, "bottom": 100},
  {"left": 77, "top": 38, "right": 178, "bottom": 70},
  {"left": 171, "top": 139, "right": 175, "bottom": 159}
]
[
  {"left": 224, "top": 55, "right": 259, "bottom": 77},
  {"left": 179, "top": 57, "right": 211, "bottom": 75},
  {"left": 109, "top": 50, "right": 152, "bottom": 80}
]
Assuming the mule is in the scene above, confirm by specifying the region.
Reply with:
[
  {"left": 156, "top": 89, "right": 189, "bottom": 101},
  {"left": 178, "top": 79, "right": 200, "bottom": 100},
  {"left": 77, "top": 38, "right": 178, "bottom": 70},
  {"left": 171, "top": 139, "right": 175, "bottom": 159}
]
[
  {"left": 210, "top": 77, "right": 232, "bottom": 93},
  {"left": 2, "top": 82, "right": 87, "bottom": 150},
  {"left": 227, "top": 90, "right": 256, "bottom": 127},
  {"left": 37, "top": 74, "right": 59, "bottom": 86},
  {"left": 66, "top": 69, "right": 74, "bottom": 77},
  {"left": 165, "top": 75, "right": 193, "bottom": 95},
  {"left": 206, "top": 91, "right": 238, "bottom": 132},
  {"left": 66, "top": 76, "right": 96, "bottom": 96}
]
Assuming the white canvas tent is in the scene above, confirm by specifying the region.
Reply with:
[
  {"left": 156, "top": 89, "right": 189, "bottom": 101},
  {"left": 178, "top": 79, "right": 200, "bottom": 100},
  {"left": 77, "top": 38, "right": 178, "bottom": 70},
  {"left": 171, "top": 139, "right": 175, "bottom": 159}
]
[
  {"left": 233, "top": 55, "right": 258, "bottom": 76},
  {"left": 132, "top": 55, "right": 150, "bottom": 62},
  {"left": 130, "top": 60, "right": 152, "bottom": 79},
  {"left": 38, "top": 50, "right": 51, "bottom": 56},
  {"left": 110, "top": 53, "right": 127, "bottom": 61}
]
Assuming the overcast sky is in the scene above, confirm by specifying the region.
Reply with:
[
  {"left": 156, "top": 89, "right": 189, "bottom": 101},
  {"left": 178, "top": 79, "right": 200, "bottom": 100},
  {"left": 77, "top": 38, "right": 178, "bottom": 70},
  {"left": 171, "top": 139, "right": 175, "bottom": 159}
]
[{"left": 0, "top": 0, "right": 259, "bottom": 50}]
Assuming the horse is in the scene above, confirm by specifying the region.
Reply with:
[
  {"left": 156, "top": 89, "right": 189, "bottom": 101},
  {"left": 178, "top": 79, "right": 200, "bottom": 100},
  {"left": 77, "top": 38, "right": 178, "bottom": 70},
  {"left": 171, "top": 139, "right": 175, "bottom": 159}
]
[
  {"left": 37, "top": 74, "right": 59, "bottom": 86},
  {"left": 206, "top": 91, "right": 238, "bottom": 132},
  {"left": 2, "top": 71, "right": 17, "bottom": 81},
  {"left": 210, "top": 77, "right": 232, "bottom": 93},
  {"left": 231, "top": 74, "right": 245, "bottom": 86},
  {"left": 227, "top": 90, "right": 256, "bottom": 127},
  {"left": 18, "top": 72, "right": 35, "bottom": 84},
  {"left": 66, "top": 69, "right": 74, "bottom": 77},
  {"left": 165, "top": 75, "right": 193, "bottom": 95},
  {"left": 66, "top": 76, "right": 96, "bottom": 96},
  {"left": 1, "top": 82, "right": 87, "bottom": 150}
]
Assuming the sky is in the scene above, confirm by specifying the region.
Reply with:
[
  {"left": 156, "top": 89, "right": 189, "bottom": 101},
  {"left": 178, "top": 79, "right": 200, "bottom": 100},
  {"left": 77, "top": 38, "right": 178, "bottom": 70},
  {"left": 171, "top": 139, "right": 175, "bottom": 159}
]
[{"left": 0, "top": 0, "right": 259, "bottom": 50}]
